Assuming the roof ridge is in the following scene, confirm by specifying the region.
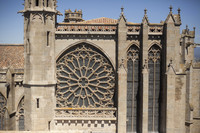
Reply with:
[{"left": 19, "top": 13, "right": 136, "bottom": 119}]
[{"left": 81, "top": 17, "right": 118, "bottom": 24}]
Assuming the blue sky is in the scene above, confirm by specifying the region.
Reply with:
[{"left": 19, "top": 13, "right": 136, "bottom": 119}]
[{"left": 0, "top": 0, "right": 199, "bottom": 57}]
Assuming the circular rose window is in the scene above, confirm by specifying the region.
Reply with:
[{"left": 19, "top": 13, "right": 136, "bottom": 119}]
[{"left": 56, "top": 44, "right": 115, "bottom": 108}]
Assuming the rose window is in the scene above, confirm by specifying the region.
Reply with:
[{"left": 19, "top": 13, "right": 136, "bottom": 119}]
[{"left": 56, "top": 44, "right": 115, "bottom": 108}]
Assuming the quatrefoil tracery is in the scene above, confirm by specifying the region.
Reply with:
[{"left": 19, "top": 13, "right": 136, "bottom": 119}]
[{"left": 56, "top": 44, "right": 115, "bottom": 108}]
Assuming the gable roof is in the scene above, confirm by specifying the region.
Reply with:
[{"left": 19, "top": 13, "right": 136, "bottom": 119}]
[{"left": 0, "top": 44, "right": 24, "bottom": 69}]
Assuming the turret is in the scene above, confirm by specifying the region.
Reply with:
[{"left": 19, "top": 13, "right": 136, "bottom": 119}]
[
  {"left": 64, "top": 9, "right": 84, "bottom": 23},
  {"left": 19, "top": 0, "right": 58, "bottom": 131}
]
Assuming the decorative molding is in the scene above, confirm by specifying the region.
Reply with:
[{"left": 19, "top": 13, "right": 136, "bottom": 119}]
[{"left": 56, "top": 44, "right": 115, "bottom": 108}]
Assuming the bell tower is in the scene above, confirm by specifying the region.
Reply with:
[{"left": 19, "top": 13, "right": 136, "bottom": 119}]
[{"left": 20, "top": 0, "right": 58, "bottom": 131}]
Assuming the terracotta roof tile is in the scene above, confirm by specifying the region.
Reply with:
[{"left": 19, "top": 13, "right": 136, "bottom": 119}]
[
  {"left": 79, "top": 17, "right": 118, "bottom": 24},
  {"left": 0, "top": 45, "right": 24, "bottom": 69}
]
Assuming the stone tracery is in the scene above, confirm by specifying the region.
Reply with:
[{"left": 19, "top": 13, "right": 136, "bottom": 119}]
[
  {"left": 56, "top": 43, "right": 115, "bottom": 108},
  {"left": 0, "top": 93, "right": 6, "bottom": 130}
]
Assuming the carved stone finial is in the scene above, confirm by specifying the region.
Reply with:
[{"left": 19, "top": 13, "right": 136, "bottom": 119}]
[
  {"left": 186, "top": 25, "right": 188, "bottom": 30},
  {"left": 121, "top": 6, "right": 124, "bottom": 13},
  {"left": 143, "top": 59, "right": 148, "bottom": 69},
  {"left": 144, "top": 8, "right": 147, "bottom": 15},
  {"left": 169, "top": 5, "right": 173, "bottom": 12},
  {"left": 193, "top": 27, "right": 196, "bottom": 32},
  {"left": 170, "top": 59, "right": 173, "bottom": 64},
  {"left": 119, "top": 58, "right": 126, "bottom": 69},
  {"left": 178, "top": 8, "right": 181, "bottom": 15},
  {"left": 168, "top": 59, "right": 173, "bottom": 67}
]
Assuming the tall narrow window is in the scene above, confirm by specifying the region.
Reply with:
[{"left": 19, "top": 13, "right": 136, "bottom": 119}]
[
  {"left": 17, "top": 97, "right": 25, "bottom": 131},
  {"left": 36, "top": 0, "right": 39, "bottom": 6},
  {"left": 47, "top": 0, "right": 49, "bottom": 7},
  {"left": 47, "top": 31, "right": 50, "bottom": 46},
  {"left": 0, "top": 93, "right": 6, "bottom": 130},
  {"left": 148, "top": 45, "right": 161, "bottom": 132},
  {"left": 19, "top": 112, "right": 24, "bottom": 131},
  {"left": 37, "top": 98, "right": 39, "bottom": 108},
  {"left": 127, "top": 45, "right": 140, "bottom": 132}
]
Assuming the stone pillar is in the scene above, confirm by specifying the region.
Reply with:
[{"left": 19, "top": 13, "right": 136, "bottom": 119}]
[
  {"left": 22, "top": 0, "right": 57, "bottom": 131},
  {"left": 117, "top": 63, "right": 127, "bottom": 133},
  {"left": 141, "top": 10, "right": 149, "bottom": 133},
  {"left": 117, "top": 8, "right": 127, "bottom": 133},
  {"left": 166, "top": 65, "right": 176, "bottom": 133},
  {"left": 141, "top": 64, "right": 149, "bottom": 133}
]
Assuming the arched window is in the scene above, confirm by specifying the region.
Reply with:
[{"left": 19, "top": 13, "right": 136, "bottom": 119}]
[
  {"left": 0, "top": 93, "right": 6, "bottom": 130},
  {"left": 56, "top": 43, "right": 115, "bottom": 108},
  {"left": 126, "top": 45, "right": 140, "bottom": 132},
  {"left": 148, "top": 45, "right": 161, "bottom": 132},
  {"left": 17, "top": 97, "right": 25, "bottom": 131}
]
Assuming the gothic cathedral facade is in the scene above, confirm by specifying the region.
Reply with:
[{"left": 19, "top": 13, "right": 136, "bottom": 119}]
[{"left": 0, "top": 0, "right": 200, "bottom": 133}]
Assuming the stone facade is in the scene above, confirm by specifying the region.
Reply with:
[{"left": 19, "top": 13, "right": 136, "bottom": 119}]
[{"left": 0, "top": 0, "right": 200, "bottom": 133}]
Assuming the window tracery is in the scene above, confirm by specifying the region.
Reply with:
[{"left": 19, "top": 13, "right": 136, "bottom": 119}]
[
  {"left": 126, "top": 45, "right": 140, "bottom": 132},
  {"left": 0, "top": 93, "right": 6, "bottom": 130},
  {"left": 56, "top": 43, "right": 115, "bottom": 108},
  {"left": 16, "top": 97, "right": 25, "bottom": 131},
  {"left": 148, "top": 45, "right": 161, "bottom": 132}
]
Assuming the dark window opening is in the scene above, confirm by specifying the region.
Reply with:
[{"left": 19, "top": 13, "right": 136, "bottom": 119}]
[
  {"left": 36, "top": 98, "right": 39, "bottom": 108},
  {"left": 47, "top": 31, "right": 50, "bottom": 46},
  {"left": 47, "top": 0, "right": 49, "bottom": 7},
  {"left": 36, "top": 0, "right": 39, "bottom": 6}
]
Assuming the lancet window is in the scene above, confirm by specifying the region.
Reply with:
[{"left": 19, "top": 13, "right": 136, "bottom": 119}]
[
  {"left": 148, "top": 45, "right": 161, "bottom": 132},
  {"left": 56, "top": 43, "right": 115, "bottom": 108},
  {"left": 17, "top": 97, "right": 25, "bottom": 131},
  {"left": 126, "top": 45, "right": 140, "bottom": 132},
  {"left": 0, "top": 93, "right": 6, "bottom": 130}
]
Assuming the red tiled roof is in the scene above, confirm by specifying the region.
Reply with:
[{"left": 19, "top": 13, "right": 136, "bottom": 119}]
[
  {"left": 80, "top": 17, "right": 118, "bottom": 24},
  {"left": 0, "top": 45, "right": 24, "bottom": 69}
]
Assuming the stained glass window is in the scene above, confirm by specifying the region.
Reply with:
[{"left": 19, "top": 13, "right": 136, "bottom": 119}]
[
  {"left": 56, "top": 43, "right": 115, "bottom": 108},
  {"left": 127, "top": 45, "right": 140, "bottom": 132},
  {"left": 17, "top": 97, "right": 25, "bottom": 131},
  {"left": 148, "top": 45, "right": 161, "bottom": 132}
]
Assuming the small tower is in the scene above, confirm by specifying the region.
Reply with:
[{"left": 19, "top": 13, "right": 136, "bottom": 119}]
[
  {"left": 64, "top": 9, "right": 84, "bottom": 23},
  {"left": 19, "top": 0, "right": 59, "bottom": 131}
]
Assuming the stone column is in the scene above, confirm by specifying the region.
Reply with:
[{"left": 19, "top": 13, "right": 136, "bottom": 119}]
[
  {"left": 117, "top": 9, "right": 127, "bottom": 133},
  {"left": 141, "top": 10, "right": 149, "bottom": 133},
  {"left": 166, "top": 64, "right": 176, "bottom": 133},
  {"left": 141, "top": 64, "right": 149, "bottom": 133},
  {"left": 117, "top": 62, "right": 127, "bottom": 133}
]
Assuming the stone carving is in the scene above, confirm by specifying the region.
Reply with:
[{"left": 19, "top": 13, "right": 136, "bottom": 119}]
[
  {"left": 149, "top": 26, "right": 163, "bottom": 33},
  {"left": 127, "top": 26, "right": 140, "bottom": 33},
  {"left": 57, "top": 25, "right": 116, "bottom": 32},
  {"left": 55, "top": 108, "right": 116, "bottom": 118},
  {"left": 56, "top": 44, "right": 115, "bottom": 108},
  {"left": 32, "top": 13, "right": 43, "bottom": 21},
  {"left": 0, "top": 74, "right": 6, "bottom": 81},
  {"left": 148, "top": 46, "right": 161, "bottom": 62},
  {"left": 16, "top": 97, "right": 25, "bottom": 131},
  {"left": 127, "top": 45, "right": 139, "bottom": 61},
  {"left": 0, "top": 93, "right": 6, "bottom": 130}
]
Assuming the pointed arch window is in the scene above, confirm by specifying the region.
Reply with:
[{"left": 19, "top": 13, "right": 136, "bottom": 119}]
[
  {"left": 148, "top": 45, "right": 161, "bottom": 132},
  {"left": 126, "top": 45, "right": 140, "bottom": 132},
  {"left": 17, "top": 97, "right": 25, "bottom": 131},
  {"left": 0, "top": 93, "right": 6, "bottom": 130}
]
